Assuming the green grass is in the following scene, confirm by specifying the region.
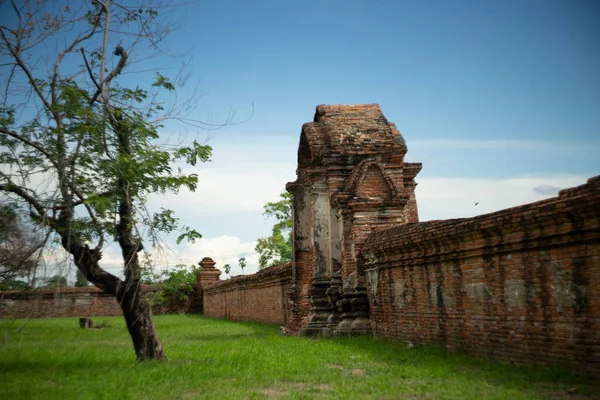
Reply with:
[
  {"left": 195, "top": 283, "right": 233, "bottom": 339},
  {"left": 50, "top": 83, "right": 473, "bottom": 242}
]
[{"left": 0, "top": 315, "right": 597, "bottom": 399}]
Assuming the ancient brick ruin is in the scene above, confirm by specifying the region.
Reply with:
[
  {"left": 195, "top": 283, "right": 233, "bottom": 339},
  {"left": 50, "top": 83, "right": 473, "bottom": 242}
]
[
  {"left": 285, "top": 104, "right": 421, "bottom": 336},
  {"left": 0, "top": 285, "right": 192, "bottom": 318},
  {"left": 196, "top": 104, "right": 599, "bottom": 374},
  {"left": 362, "top": 175, "right": 600, "bottom": 371},
  {"left": 200, "top": 261, "right": 292, "bottom": 325},
  {"left": 0, "top": 287, "right": 123, "bottom": 318},
  {"left": 2, "top": 104, "right": 598, "bottom": 374}
]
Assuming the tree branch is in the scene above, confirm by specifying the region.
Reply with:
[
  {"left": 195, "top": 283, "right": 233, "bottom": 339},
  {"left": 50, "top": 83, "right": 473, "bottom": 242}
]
[
  {"left": 81, "top": 48, "right": 102, "bottom": 93},
  {"left": 0, "top": 127, "right": 59, "bottom": 169},
  {"left": 91, "top": 44, "right": 129, "bottom": 106},
  {"left": 0, "top": 181, "right": 49, "bottom": 223},
  {"left": 0, "top": 26, "right": 54, "bottom": 115},
  {"left": 51, "top": 25, "right": 99, "bottom": 106},
  {"left": 96, "top": 0, "right": 110, "bottom": 101}
]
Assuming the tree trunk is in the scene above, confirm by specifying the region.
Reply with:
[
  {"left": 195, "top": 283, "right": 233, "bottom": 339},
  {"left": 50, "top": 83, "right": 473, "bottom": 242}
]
[
  {"left": 108, "top": 106, "right": 166, "bottom": 361},
  {"left": 116, "top": 281, "right": 165, "bottom": 361},
  {"left": 65, "top": 240, "right": 166, "bottom": 361}
]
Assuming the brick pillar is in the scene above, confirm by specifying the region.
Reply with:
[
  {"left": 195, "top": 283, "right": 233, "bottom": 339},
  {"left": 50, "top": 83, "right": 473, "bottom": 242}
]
[
  {"left": 195, "top": 257, "right": 221, "bottom": 314},
  {"left": 197, "top": 257, "right": 221, "bottom": 288},
  {"left": 285, "top": 104, "right": 422, "bottom": 337}
]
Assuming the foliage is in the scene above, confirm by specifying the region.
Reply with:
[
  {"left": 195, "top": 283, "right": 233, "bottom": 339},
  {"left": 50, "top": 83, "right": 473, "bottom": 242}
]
[
  {"left": 44, "top": 275, "right": 68, "bottom": 289},
  {"left": 0, "top": 206, "right": 43, "bottom": 287},
  {"left": 74, "top": 269, "right": 89, "bottom": 287},
  {"left": 0, "top": 316, "right": 597, "bottom": 399},
  {"left": 223, "top": 263, "right": 231, "bottom": 278},
  {"left": 143, "top": 264, "right": 199, "bottom": 305},
  {"left": 0, "top": 1, "right": 209, "bottom": 259},
  {"left": 238, "top": 257, "right": 247, "bottom": 274},
  {"left": 0, "top": 0, "right": 214, "bottom": 360},
  {"left": 0, "top": 279, "right": 26, "bottom": 290},
  {"left": 158, "top": 264, "right": 199, "bottom": 303},
  {"left": 255, "top": 192, "right": 293, "bottom": 269}
]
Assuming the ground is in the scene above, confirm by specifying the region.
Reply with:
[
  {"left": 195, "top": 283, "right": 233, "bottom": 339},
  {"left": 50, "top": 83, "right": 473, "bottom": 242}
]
[{"left": 0, "top": 315, "right": 597, "bottom": 399}]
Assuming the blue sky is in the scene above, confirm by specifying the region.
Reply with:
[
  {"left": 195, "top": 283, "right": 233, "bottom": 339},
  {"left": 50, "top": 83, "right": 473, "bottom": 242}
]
[
  {"left": 168, "top": 0, "right": 599, "bottom": 148},
  {"left": 132, "top": 0, "right": 599, "bottom": 276},
  {"left": 3, "top": 0, "right": 599, "bottom": 279}
]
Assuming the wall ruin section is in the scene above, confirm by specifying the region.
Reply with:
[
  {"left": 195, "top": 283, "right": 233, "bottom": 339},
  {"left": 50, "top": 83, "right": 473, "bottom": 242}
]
[
  {"left": 0, "top": 285, "right": 195, "bottom": 318},
  {"left": 362, "top": 176, "right": 600, "bottom": 373},
  {"left": 0, "top": 287, "right": 122, "bottom": 318},
  {"left": 286, "top": 104, "right": 421, "bottom": 336},
  {"left": 200, "top": 262, "right": 292, "bottom": 325}
]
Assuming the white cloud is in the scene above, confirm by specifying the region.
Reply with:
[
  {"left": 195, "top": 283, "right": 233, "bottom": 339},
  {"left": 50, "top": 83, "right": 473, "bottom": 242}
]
[
  {"left": 38, "top": 234, "right": 260, "bottom": 283},
  {"left": 147, "top": 136, "right": 297, "bottom": 217},
  {"left": 139, "top": 174, "right": 593, "bottom": 282},
  {"left": 166, "top": 235, "right": 259, "bottom": 277},
  {"left": 32, "top": 243, "right": 125, "bottom": 284},
  {"left": 148, "top": 168, "right": 293, "bottom": 216},
  {"left": 95, "top": 235, "right": 260, "bottom": 279},
  {"left": 410, "top": 139, "right": 600, "bottom": 151},
  {"left": 532, "top": 184, "right": 562, "bottom": 196},
  {"left": 416, "top": 174, "right": 588, "bottom": 221}
]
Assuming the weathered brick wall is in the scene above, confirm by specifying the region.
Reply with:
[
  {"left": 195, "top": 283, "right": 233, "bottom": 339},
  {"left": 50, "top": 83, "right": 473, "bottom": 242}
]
[
  {"left": 0, "top": 285, "right": 190, "bottom": 318},
  {"left": 202, "top": 263, "right": 292, "bottom": 325},
  {"left": 362, "top": 176, "right": 600, "bottom": 374},
  {"left": 0, "top": 287, "right": 122, "bottom": 318},
  {"left": 286, "top": 104, "right": 422, "bottom": 336}
]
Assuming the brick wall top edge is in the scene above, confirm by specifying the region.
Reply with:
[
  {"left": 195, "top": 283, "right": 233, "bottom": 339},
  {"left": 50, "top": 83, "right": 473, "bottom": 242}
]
[
  {"left": 0, "top": 287, "right": 112, "bottom": 300},
  {"left": 203, "top": 262, "right": 292, "bottom": 290},
  {"left": 0, "top": 287, "right": 104, "bottom": 295},
  {"left": 0, "top": 284, "right": 158, "bottom": 298},
  {"left": 315, "top": 104, "right": 381, "bottom": 118},
  {"left": 364, "top": 174, "right": 600, "bottom": 250},
  {"left": 300, "top": 104, "right": 407, "bottom": 161}
]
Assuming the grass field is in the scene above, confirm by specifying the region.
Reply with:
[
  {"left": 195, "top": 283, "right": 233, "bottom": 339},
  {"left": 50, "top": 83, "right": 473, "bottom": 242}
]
[{"left": 0, "top": 315, "right": 597, "bottom": 399}]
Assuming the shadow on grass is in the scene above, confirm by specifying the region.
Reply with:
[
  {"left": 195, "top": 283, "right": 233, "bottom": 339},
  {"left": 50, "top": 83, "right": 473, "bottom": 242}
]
[
  {"left": 331, "top": 335, "right": 600, "bottom": 397},
  {"left": 181, "top": 332, "right": 270, "bottom": 341},
  {"left": 0, "top": 358, "right": 128, "bottom": 374}
]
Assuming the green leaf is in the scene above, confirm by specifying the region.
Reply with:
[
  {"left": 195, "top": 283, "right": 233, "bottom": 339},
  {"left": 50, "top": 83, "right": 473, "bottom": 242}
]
[
  {"left": 152, "top": 73, "right": 175, "bottom": 91},
  {"left": 255, "top": 192, "right": 293, "bottom": 269},
  {"left": 176, "top": 227, "right": 202, "bottom": 244}
]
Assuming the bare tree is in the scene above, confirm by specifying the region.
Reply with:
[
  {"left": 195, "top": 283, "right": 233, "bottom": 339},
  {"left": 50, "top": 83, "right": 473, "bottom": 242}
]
[{"left": 0, "top": 0, "right": 212, "bottom": 360}]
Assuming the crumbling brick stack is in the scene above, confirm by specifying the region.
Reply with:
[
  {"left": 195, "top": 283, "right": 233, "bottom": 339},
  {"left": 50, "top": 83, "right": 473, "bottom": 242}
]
[{"left": 285, "top": 104, "right": 421, "bottom": 336}]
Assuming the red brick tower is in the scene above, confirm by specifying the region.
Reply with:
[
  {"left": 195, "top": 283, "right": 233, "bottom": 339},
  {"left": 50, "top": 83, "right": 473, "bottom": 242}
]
[{"left": 285, "top": 104, "right": 421, "bottom": 336}]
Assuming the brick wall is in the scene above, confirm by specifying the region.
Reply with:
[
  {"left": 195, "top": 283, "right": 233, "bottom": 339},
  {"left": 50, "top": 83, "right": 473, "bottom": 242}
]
[
  {"left": 0, "top": 285, "right": 191, "bottom": 319},
  {"left": 201, "top": 263, "right": 292, "bottom": 325},
  {"left": 0, "top": 287, "right": 122, "bottom": 318},
  {"left": 361, "top": 175, "right": 600, "bottom": 374}
]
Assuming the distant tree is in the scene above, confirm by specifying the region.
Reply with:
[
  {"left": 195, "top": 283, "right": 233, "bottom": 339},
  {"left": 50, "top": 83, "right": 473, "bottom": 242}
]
[
  {"left": 223, "top": 263, "right": 231, "bottom": 278},
  {"left": 0, "top": 206, "right": 43, "bottom": 287},
  {"left": 75, "top": 269, "right": 90, "bottom": 287},
  {"left": 238, "top": 257, "right": 247, "bottom": 274},
  {"left": 141, "top": 264, "right": 198, "bottom": 308},
  {"left": 159, "top": 264, "right": 199, "bottom": 302},
  {"left": 0, "top": 279, "right": 27, "bottom": 290},
  {"left": 45, "top": 275, "right": 68, "bottom": 289},
  {"left": 255, "top": 192, "right": 292, "bottom": 269}
]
